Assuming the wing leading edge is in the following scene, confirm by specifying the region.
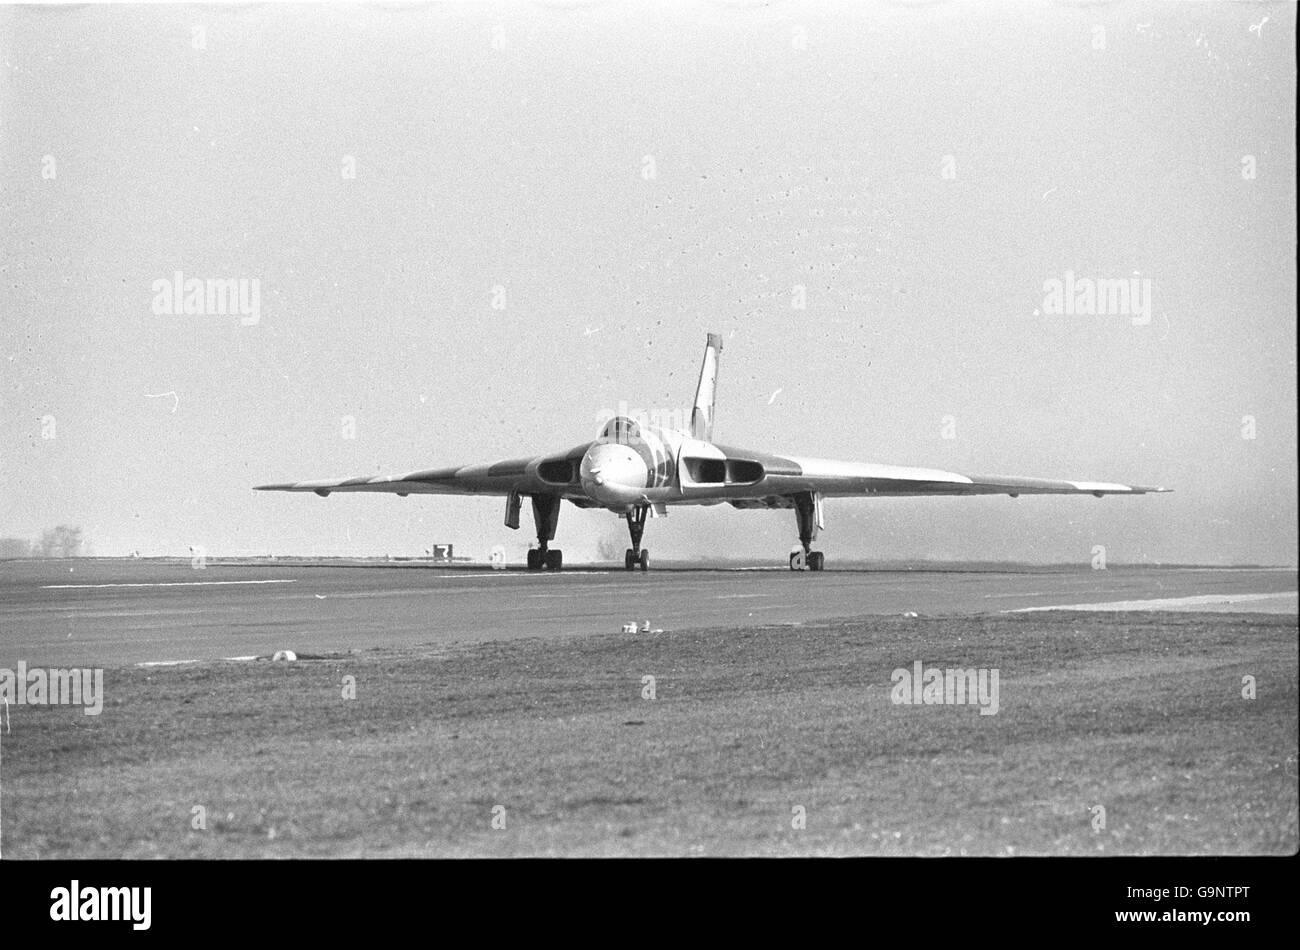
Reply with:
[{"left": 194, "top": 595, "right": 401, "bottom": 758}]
[
  {"left": 738, "top": 454, "right": 1169, "bottom": 499},
  {"left": 254, "top": 443, "right": 594, "bottom": 499}
]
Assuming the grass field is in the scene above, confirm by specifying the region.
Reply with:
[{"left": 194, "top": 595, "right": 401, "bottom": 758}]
[{"left": 2, "top": 610, "right": 1295, "bottom": 857}]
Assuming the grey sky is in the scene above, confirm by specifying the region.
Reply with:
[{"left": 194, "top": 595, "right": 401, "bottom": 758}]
[{"left": 1, "top": 1, "right": 1295, "bottom": 565}]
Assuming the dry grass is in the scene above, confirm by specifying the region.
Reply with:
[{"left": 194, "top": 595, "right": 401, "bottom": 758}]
[{"left": 2, "top": 611, "right": 1295, "bottom": 857}]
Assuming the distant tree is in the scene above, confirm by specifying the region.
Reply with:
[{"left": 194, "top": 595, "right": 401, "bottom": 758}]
[
  {"left": 0, "top": 537, "right": 31, "bottom": 559},
  {"left": 36, "top": 529, "right": 58, "bottom": 557},
  {"left": 57, "top": 525, "right": 82, "bottom": 557},
  {"left": 36, "top": 525, "right": 82, "bottom": 558}
]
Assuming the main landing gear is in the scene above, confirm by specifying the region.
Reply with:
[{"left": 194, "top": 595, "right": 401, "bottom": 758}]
[
  {"left": 789, "top": 491, "right": 825, "bottom": 572},
  {"left": 525, "top": 494, "right": 563, "bottom": 571},
  {"left": 624, "top": 504, "right": 650, "bottom": 572},
  {"left": 527, "top": 547, "right": 563, "bottom": 571}
]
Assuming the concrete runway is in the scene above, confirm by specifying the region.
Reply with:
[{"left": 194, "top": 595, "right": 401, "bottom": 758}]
[{"left": 1, "top": 558, "right": 1295, "bottom": 668}]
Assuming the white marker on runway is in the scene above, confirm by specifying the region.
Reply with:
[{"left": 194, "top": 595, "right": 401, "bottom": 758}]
[{"left": 42, "top": 580, "right": 298, "bottom": 589}]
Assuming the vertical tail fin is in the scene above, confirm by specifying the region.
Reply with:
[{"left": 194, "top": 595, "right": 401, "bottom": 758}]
[{"left": 690, "top": 332, "right": 723, "bottom": 440}]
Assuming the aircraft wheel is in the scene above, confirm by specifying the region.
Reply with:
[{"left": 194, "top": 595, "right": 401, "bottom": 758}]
[
  {"left": 789, "top": 551, "right": 806, "bottom": 571},
  {"left": 808, "top": 551, "right": 825, "bottom": 572},
  {"left": 639, "top": 549, "right": 650, "bottom": 572},
  {"left": 625, "top": 549, "right": 636, "bottom": 571},
  {"left": 527, "top": 549, "right": 542, "bottom": 570},
  {"left": 545, "top": 549, "right": 563, "bottom": 571}
]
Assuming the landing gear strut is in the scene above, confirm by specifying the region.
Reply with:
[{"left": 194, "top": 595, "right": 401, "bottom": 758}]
[
  {"left": 624, "top": 505, "right": 650, "bottom": 571},
  {"left": 526, "top": 494, "right": 563, "bottom": 570},
  {"left": 789, "top": 491, "right": 825, "bottom": 571}
]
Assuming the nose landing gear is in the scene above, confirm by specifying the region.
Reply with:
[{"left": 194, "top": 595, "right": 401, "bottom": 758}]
[{"left": 624, "top": 505, "right": 650, "bottom": 571}]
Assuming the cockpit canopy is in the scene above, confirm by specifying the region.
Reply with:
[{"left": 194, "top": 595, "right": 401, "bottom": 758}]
[{"left": 599, "top": 416, "right": 642, "bottom": 444}]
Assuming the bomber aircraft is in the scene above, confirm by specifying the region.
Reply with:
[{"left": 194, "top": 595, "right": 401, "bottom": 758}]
[{"left": 256, "top": 334, "right": 1168, "bottom": 571}]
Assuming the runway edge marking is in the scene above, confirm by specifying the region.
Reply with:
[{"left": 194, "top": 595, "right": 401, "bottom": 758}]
[{"left": 43, "top": 579, "right": 299, "bottom": 589}]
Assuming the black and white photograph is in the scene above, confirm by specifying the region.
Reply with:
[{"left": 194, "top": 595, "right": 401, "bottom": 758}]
[{"left": 0, "top": 0, "right": 1295, "bottom": 933}]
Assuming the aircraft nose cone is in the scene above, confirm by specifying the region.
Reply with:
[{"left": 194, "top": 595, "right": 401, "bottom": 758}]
[{"left": 581, "top": 443, "right": 647, "bottom": 508}]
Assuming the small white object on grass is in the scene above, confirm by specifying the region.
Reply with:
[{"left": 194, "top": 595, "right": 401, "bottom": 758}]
[{"left": 272, "top": 650, "right": 298, "bottom": 662}]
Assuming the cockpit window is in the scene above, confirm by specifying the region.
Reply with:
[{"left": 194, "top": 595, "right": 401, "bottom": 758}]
[{"left": 600, "top": 416, "right": 641, "bottom": 443}]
